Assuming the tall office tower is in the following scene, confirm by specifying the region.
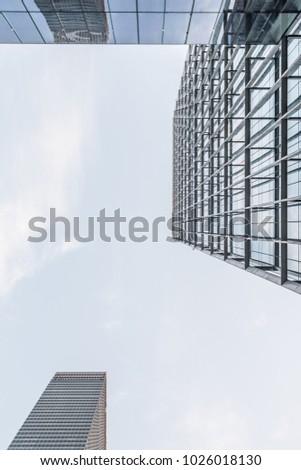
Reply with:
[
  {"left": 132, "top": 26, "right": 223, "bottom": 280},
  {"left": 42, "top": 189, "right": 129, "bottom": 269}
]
[
  {"left": 8, "top": 372, "right": 107, "bottom": 450},
  {"left": 34, "top": 0, "right": 109, "bottom": 43},
  {"left": 173, "top": 6, "right": 301, "bottom": 294}
]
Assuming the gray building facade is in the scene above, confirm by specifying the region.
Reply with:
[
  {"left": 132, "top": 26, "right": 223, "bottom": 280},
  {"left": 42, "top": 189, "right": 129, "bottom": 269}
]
[
  {"left": 8, "top": 372, "right": 107, "bottom": 450},
  {"left": 172, "top": 8, "right": 301, "bottom": 294}
]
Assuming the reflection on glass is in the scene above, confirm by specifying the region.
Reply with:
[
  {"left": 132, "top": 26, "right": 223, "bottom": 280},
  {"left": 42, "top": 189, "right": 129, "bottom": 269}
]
[
  {"left": 31, "top": 13, "right": 54, "bottom": 43},
  {"left": 111, "top": 13, "right": 137, "bottom": 43},
  {"left": 139, "top": 13, "right": 163, "bottom": 43},
  {"left": 138, "top": 0, "right": 164, "bottom": 12},
  {"left": 33, "top": 1, "right": 109, "bottom": 43},
  {"left": 166, "top": 0, "right": 193, "bottom": 12},
  {"left": 23, "top": 0, "right": 40, "bottom": 12},
  {"left": 4, "top": 12, "right": 44, "bottom": 43},
  {"left": 194, "top": 0, "right": 222, "bottom": 12},
  {"left": 0, "top": 0, "right": 26, "bottom": 11},
  {"left": 0, "top": 14, "right": 20, "bottom": 42},
  {"left": 163, "top": 13, "right": 190, "bottom": 43},
  {"left": 223, "top": 10, "right": 300, "bottom": 45},
  {"left": 187, "top": 13, "right": 217, "bottom": 43},
  {"left": 109, "top": 0, "right": 136, "bottom": 12}
]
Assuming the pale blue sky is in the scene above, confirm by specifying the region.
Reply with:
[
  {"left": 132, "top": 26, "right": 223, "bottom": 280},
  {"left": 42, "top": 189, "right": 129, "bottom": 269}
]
[{"left": 0, "top": 45, "right": 301, "bottom": 450}]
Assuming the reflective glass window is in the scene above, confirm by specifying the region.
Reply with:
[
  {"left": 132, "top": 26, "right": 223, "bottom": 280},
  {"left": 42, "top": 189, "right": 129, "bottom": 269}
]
[
  {"left": 0, "top": 14, "right": 20, "bottom": 42},
  {"left": 109, "top": 0, "right": 136, "bottom": 11},
  {"left": 194, "top": 0, "right": 222, "bottom": 11},
  {"left": 111, "top": 13, "right": 138, "bottom": 43},
  {"left": 139, "top": 13, "right": 163, "bottom": 43},
  {"left": 23, "top": 0, "right": 40, "bottom": 11},
  {"left": 31, "top": 13, "right": 54, "bottom": 43},
  {"left": 187, "top": 13, "right": 216, "bottom": 43},
  {"left": 163, "top": 13, "right": 190, "bottom": 43},
  {"left": 0, "top": 0, "right": 25, "bottom": 11},
  {"left": 4, "top": 12, "right": 44, "bottom": 43},
  {"left": 166, "top": 0, "right": 193, "bottom": 12},
  {"left": 138, "top": 0, "right": 164, "bottom": 12}
]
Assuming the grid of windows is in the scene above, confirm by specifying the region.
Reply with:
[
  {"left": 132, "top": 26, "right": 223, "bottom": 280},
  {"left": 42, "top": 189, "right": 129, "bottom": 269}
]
[
  {"left": 0, "top": 0, "right": 222, "bottom": 44},
  {"left": 8, "top": 372, "right": 106, "bottom": 450},
  {"left": 0, "top": 1, "right": 299, "bottom": 45},
  {"left": 172, "top": 14, "right": 301, "bottom": 294}
]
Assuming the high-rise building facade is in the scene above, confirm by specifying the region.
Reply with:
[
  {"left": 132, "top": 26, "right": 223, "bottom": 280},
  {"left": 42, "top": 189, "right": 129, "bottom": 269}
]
[
  {"left": 34, "top": 0, "right": 109, "bottom": 44},
  {"left": 8, "top": 372, "right": 107, "bottom": 450},
  {"left": 0, "top": 1, "right": 299, "bottom": 44},
  {"left": 0, "top": 0, "right": 228, "bottom": 45},
  {"left": 172, "top": 9, "right": 301, "bottom": 294}
]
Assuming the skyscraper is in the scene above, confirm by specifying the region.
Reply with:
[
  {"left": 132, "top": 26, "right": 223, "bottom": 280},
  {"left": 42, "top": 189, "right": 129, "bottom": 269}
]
[
  {"left": 34, "top": 0, "right": 109, "bottom": 44},
  {"left": 172, "top": 6, "right": 301, "bottom": 294},
  {"left": 8, "top": 372, "right": 107, "bottom": 450},
  {"left": 0, "top": 0, "right": 222, "bottom": 44}
]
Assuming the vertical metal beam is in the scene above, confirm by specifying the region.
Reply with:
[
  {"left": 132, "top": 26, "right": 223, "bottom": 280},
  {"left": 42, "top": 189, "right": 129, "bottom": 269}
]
[
  {"left": 200, "top": 47, "right": 205, "bottom": 250},
  {"left": 224, "top": 44, "right": 229, "bottom": 260},
  {"left": 244, "top": 42, "right": 251, "bottom": 269},
  {"left": 274, "top": 51, "right": 280, "bottom": 270},
  {"left": 280, "top": 36, "right": 288, "bottom": 284},
  {"left": 209, "top": 45, "right": 214, "bottom": 255},
  {"left": 193, "top": 47, "right": 199, "bottom": 246}
]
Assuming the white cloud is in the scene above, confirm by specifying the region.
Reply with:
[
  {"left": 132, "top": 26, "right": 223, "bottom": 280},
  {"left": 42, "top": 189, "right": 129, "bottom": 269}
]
[{"left": 0, "top": 49, "right": 98, "bottom": 297}]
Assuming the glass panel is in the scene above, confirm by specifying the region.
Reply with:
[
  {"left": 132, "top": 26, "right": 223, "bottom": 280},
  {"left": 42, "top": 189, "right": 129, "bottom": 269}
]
[
  {"left": 31, "top": 12, "right": 54, "bottom": 43},
  {"left": 32, "top": 11, "right": 108, "bottom": 44},
  {"left": 166, "top": 0, "right": 193, "bottom": 12},
  {"left": 283, "top": 0, "right": 301, "bottom": 10},
  {"left": 0, "top": 0, "right": 25, "bottom": 11},
  {"left": 187, "top": 13, "right": 217, "bottom": 43},
  {"left": 138, "top": 0, "right": 164, "bottom": 12},
  {"left": 111, "top": 13, "right": 138, "bottom": 43},
  {"left": 23, "top": 0, "right": 41, "bottom": 12},
  {"left": 0, "top": 14, "right": 20, "bottom": 42},
  {"left": 4, "top": 12, "right": 44, "bottom": 43},
  {"left": 194, "top": 0, "right": 222, "bottom": 11},
  {"left": 163, "top": 12, "right": 190, "bottom": 43},
  {"left": 82, "top": 2, "right": 105, "bottom": 12},
  {"left": 109, "top": 0, "right": 136, "bottom": 12},
  {"left": 32, "top": 1, "right": 55, "bottom": 13},
  {"left": 139, "top": 13, "right": 163, "bottom": 43},
  {"left": 106, "top": 13, "right": 115, "bottom": 43}
]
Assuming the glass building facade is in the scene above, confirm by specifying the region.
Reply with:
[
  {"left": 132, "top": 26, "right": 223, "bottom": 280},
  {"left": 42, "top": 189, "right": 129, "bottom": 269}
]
[
  {"left": 0, "top": 0, "right": 222, "bottom": 44},
  {"left": 8, "top": 372, "right": 107, "bottom": 450},
  {"left": 173, "top": 12, "right": 301, "bottom": 294},
  {"left": 0, "top": 1, "right": 299, "bottom": 45}
]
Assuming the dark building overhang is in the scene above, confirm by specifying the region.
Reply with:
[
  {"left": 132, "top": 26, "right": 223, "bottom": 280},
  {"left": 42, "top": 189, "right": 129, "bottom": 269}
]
[{"left": 222, "top": 0, "right": 300, "bottom": 45}]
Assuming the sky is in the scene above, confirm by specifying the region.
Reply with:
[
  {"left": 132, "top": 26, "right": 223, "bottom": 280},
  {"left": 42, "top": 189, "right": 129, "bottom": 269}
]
[{"left": 0, "top": 44, "right": 301, "bottom": 450}]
